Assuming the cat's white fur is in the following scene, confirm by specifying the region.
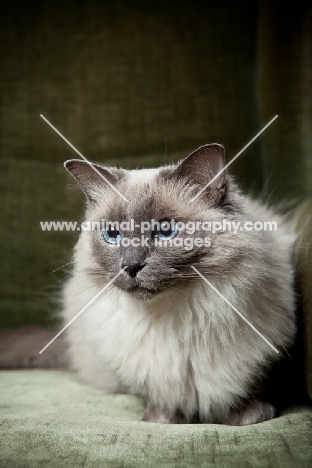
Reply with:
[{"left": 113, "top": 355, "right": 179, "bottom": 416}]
[{"left": 63, "top": 165, "right": 296, "bottom": 423}]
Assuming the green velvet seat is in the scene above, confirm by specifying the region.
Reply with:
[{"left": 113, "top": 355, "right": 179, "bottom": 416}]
[{"left": 1, "top": 371, "right": 311, "bottom": 468}]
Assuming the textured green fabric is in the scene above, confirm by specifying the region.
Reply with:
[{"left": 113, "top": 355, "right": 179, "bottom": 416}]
[
  {"left": 1, "top": 1, "right": 312, "bottom": 328},
  {"left": 295, "top": 199, "right": 312, "bottom": 399},
  {"left": 1, "top": 0, "right": 263, "bottom": 329},
  {"left": 1, "top": 370, "right": 311, "bottom": 467},
  {"left": 1, "top": 1, "right": 261, "bottom": 173},
  {"left": 258, "top": 1, "right": 312, "bottom": 203}
]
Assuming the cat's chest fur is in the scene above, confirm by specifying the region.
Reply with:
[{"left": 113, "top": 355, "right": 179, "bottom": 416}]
[{"left": 78, "top": 277, "right": 266, "bottom": 419}]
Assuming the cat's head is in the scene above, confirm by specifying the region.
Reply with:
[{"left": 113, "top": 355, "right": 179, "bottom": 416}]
[{"left": 65, "top": 144, "right": 245, "bottom": 301}]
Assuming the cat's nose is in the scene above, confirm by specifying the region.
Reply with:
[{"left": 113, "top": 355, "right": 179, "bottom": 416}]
[{"left": 122, "top": 263, "right": 145, "bottom": 278}]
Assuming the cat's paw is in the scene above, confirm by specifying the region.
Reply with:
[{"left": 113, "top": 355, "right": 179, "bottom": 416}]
[
  {"left": 223, "top": 400, "right": 276, "bottom": 426},
  {"left": 142, "top": 405, "right": 187, "bottom": 424}
]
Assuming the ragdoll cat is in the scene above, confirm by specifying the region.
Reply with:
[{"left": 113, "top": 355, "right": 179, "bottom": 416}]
[{"left": 63, "top": 143, "right": 296, "bottom": 425}]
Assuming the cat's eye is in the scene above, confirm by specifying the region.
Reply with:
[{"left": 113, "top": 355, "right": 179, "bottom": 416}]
[
  {"left": 103, "top": 225, "right": 122, "bottom": 244},
  {"left": 155, "top": 219, "right": 178, "bottom": 240}
]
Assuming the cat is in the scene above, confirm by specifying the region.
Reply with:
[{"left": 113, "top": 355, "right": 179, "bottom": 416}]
[{"left": 63, "top": 143, "right": 296, "bottom": 425}]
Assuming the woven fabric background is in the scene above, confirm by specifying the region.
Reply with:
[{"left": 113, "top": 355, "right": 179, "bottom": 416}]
[{"left": 0, "top": 0, "right": 311, "bottom": 329}]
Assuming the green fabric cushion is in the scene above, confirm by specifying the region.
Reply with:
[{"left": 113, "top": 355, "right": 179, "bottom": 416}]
[{"left": 1, "top": 370, "right": 311, "bottom": 467}]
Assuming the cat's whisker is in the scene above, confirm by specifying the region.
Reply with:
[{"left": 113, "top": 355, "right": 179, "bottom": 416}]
[
  {"left": 41, "top": 274, "right": 74, "bottom": 291},
  {"left": 49, "top": 261, "right": 76, "bottom": 274},
  {"left": 66, "top": 281, "right": 109, "bottom": 301},
  {"left": 169, "top": 283, "right": 187, "bottom": 292}
]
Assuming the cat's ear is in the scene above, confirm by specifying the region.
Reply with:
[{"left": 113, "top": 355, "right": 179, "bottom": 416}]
[
  {"left": 64, "top": 159, "right": 121, "bottom": 203},
  {"left": 170, "top": 144, "right": 226, "bottom": 204}
]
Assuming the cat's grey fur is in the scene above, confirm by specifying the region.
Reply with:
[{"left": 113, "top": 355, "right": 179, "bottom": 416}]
[{"left": 63, "top": 144, "right": 296, "bottom": 425}]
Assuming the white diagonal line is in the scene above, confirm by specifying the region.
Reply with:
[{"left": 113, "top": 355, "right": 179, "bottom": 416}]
[
  {"left": 39, "top": 267, "right": 127, "bottom": 354},
  {"left": 40, "top": 114, "right": 129, "bottom": 202},
  {"left": 191, "top": 266, "right": 279, "bottom": 354},
  {"left": 190, "top": 115, "right": 278, "bottom": 203}
]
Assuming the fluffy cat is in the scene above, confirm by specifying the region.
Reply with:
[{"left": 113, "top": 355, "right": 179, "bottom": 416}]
[{"left": 63, "top": 143, "right": 296, "bottom": 425}]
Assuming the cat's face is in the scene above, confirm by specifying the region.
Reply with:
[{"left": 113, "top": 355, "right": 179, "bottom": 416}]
[{"left": 65, "top": 144, "right": 245, "bottom": 300}]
